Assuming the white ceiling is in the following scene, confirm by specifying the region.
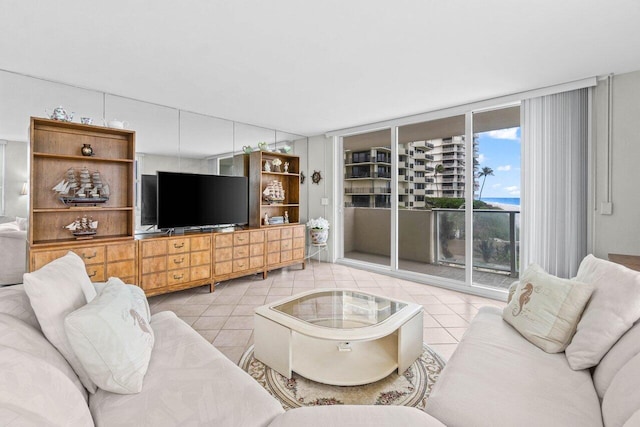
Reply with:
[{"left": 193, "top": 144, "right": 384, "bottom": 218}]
[{"left": 1, "top": 0, "right": 639, "bottom": 136}]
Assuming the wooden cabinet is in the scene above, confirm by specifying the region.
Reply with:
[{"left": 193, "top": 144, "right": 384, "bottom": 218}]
[
  {"left": 28, "top": 117, "right": 135, "bottom": 246},
  {"left": 138, "top": 234, "right": 212, "bottom": 296},
  {"left": 213, "top": 229, "right": 266, "bottom": 281},
  {"left": 29, "top": 240, "right": 138, "bottom": 285},
  {"left": 248, "top": 151, "right": 300, "bottom": 228},
  {"left": 265, "top": 224, "right": 306, "bottom": 276}
]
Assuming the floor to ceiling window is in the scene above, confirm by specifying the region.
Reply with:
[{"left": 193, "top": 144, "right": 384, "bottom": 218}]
[
  {"left": 338, "top": 105, "right": 520, "bottom": 295},
  {"left": 342, "top": 129, "right": 391, "bottom": 267}
]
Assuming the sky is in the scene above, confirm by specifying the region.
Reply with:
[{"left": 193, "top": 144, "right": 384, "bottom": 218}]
[{"left": 475, "top": 127, "right": 521, "bottom": 198}]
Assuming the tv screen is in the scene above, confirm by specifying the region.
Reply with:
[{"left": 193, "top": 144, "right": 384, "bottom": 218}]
[
  {"left": 156, "top": 172, "right": 248, "bottom": 229},
  {"left": 140, "top": 174, "right": 157, "bottom": 226}
]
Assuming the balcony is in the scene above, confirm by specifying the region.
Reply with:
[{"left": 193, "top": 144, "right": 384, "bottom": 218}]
[
  {"left": 345, "top": 187, "right": 391, "bottom": 194},
  {"left": 343, "top": 207, "right": 519, "bottom": 289}
]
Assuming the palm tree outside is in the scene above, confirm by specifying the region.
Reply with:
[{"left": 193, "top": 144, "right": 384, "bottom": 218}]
[
  {"left": 477, "top": 166, "right": 494, "bottom": 200},
  {"left": 434, "top": 164, "right": 445, "bottom": 197}
]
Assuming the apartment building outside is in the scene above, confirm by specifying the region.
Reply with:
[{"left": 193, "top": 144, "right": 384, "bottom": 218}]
[{"left": 344, "top": 136, "right": 478, "bottom": 208}]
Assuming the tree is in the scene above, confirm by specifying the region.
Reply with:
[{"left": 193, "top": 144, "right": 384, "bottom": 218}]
[
  {"left": 477, "top": 166, "right": 494, "bottom": 200},
  {"left": 434, "top": 164, "right": 445, "bottom": 197}
]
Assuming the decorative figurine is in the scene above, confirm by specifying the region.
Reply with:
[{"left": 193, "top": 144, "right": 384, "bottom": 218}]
[
  {"left": 264, "top": 213, "right": 269, "bottom": 226},
  {"left": 284, "top": 211, "right": 289, "bottom": 223},
  {"left": 283, "top": 162, "right": 289, "bottom": 173},
  {"left": 264, "top": 160, "right": 271, "bottom": 172}
]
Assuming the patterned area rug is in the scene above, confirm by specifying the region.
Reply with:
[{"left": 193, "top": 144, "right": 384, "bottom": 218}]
[{"left": 239, "top": 344, "right": 445, "bottom": 410}]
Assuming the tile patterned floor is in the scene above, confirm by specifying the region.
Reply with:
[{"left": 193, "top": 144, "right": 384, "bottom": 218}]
[{"left": 148, "top": 261, "right": 506, "bottom": 365}]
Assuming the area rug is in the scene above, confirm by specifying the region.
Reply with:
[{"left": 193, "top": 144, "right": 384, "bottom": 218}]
[{"left": 239, "top": 344, "right": 445, "bottom": 410}]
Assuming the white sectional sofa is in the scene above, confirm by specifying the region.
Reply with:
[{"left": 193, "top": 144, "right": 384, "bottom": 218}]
[{"left": 2, "top": 254, "right": 638, "bottom": 426}]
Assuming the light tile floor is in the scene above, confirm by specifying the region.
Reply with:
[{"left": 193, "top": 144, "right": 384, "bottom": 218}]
[{"left": 148, "top": 261, "right": 506, "bottom": 365}]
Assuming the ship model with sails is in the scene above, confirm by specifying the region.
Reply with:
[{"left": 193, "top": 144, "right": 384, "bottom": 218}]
[
  {"left": 52, "top": 167, "right": 110, "bottom": 206},
  {"left": 262, "top": 180, "right": 285, "bottom": 204},
  {"left": 64, "top": 215, "right": 98, "bottom": 239}
]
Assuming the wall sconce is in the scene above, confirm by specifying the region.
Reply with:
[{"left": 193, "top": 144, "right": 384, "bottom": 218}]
[{"left": 20, "top": 182, "right": 28, "bottom": 196}]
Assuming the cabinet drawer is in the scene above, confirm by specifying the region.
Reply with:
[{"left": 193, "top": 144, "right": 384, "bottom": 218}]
[
  {"left": 215, "top": 247, "right": 233, "bottom": 262},
  {"left": 85, "top": 264, "right": 105, "bottom": 282},
  {"left": 141, "top": 272, "right": 167, "bottom": 290},
  {"left": 167, "top": 238, "right": 190, "bottom": 254},
  {"left": 267, "top": 229, "right": 281, "bottom": 241},
  {"left": 293, "top": 248, "right": 305, "bottom": 261},
  {"left": 73, "top": 246, "right": 105, "bottom": 264},
  {"left": 281, "top": 239, "right": 293, "bottom": 251},
  {"left": 281, "top": 227, "right": 293, "bottom": 239},
  {"left": 190, "top": 265, "right": 210, "bottom": 281},
  {"left": 167, "top": 268, "right": 190, "bottom": 285},
  {"left": 293, "top": 237, "right": 305, "bottom": 249},
  {"left": 233, "top": 233, "right": 250, "bottom": 246},
  {"left": 250, "top": 243, "right": 264, "bottom": 256},
  {"left": 141, "top": 240, "right": 167, "bottom": 257},
  {"left": 267, "top": 241, "right": 281, "bottom": 253},
  {"left": 31, "top": 249, "right": 69, "bottom": 270},
  {"left": 190, "top": 250, "right": 211, "bottom": 266},
  {"left": 107, "top": 242, "right": 136, "bottom": 262},
  {"left": 215, "top": 234, "right": 233, "bottom": 248},
  {"left": 168, "top": 254, "right": 189, "bottom": 270},
  {"left": 233, "top": 245, "right": 250, "bottom": 259},
  {"left": 141, "top": 256, "right": 166, "bottom": 274},
  {"left": 281, "top": 250, "right": 293, "bottom": 262},
  {"left": 215, "top": 261, "right": 232, "bottom": 275},
  {"left": 250, "top": 255, "right": 264, "bottom": 268},
  {"left": 190, "top": 236, "right": 211, "bottom": 251},
  {"left": 107, "top": 260, "right": 136, "bottom": 279},
  {"left": 250, "top": 230, "right": 265, "bottom": 243},
  {"left": 267, "top": 253, "right": 280, "bottom": 265},
  {"left": 233, "top": 258, "right": 250, "bottom": 272},
  {"left": 293, "top": 226, "right": 306, "bottom": 238}
]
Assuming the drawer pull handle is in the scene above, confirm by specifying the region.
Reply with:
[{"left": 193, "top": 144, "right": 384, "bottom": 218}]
[
  {"left": 174, "top": 243, "right": 184, "bottom": 249},
  {"left": 237, "top": 263, "right": 245, "bottom": 268},
  {"left": 88, "top": 270, "right": 97, "bottom": 278},
  {"left": 174, "top": 258, "right": 184, "bottom": 264},
  {"left": 238, "top": 237, "right": 246, "bottom": 241},
  {"left": 173, "top": 274, "right": 184, "bottom": 280},
  {"left": 83, "top": 252, "right": 97, "bottom": 260}
]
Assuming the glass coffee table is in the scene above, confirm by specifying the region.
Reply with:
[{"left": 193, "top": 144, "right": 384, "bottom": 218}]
[{"left": 254, "top": 289, "right": 423, "bottom": 386}]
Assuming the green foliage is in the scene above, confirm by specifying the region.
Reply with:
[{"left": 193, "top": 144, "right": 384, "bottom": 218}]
[{"left": 426, "top": 197, "right": 496, "bottom": 210}]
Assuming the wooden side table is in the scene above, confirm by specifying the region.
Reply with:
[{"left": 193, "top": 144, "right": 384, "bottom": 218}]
[{"left": 608, "top": 254, "right": 640, "bottom": 272}]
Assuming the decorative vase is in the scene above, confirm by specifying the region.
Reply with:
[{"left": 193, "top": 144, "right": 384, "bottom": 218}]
[
  {"left": 274, "top": 165, "right": 281, "bottom": 173},
  {"left": 309, "top": 228, "right": 328, "bottom": 245},
  {"left": 81, "top": 144, "right": 94, "bottom": 157}
]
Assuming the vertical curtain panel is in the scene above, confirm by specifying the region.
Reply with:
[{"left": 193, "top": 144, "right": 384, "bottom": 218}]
[{"left": 520, "top": 88, "right": 589, "bottom": 278}]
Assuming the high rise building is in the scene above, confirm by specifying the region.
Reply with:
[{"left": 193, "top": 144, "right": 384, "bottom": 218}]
[{"left": 344, "top": 136, "right": 478, "bottom": 208}]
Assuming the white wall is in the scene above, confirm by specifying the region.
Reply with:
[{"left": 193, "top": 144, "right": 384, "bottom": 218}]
[
  {"left": 305, "top": 135, "right": 334, "bottom": 262},
  {"left": 591, "top": 70, "right": 640, "bottom": 258},
  {"left": 4, "top": 141, "right": 28, "bottom": 218}
]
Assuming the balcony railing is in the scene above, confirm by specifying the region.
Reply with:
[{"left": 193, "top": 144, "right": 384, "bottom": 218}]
[{"left": 345, "top": 187, "right": 391, "bottom": 194}]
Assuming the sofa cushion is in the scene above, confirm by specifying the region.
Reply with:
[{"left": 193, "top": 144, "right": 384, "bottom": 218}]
[
  {"left": 502, "top": 264, "right": 593, "bottom": 353},
  {"left": 566, "top": 254, "right": 640, "bottom": 370},
  {"left": 0, "top": 284, "right": 40, "bottom": 331},
  {"left": 23, "top": 251, "right": 98, "bottom": 393},
  {"left": 89, "top": 311, "right": 284, "bottom": 427},
  {"left": 0, "top": 313, "right": 93, "bottom": 426},
  {"left": 593, "top": 320, "right": 640, "bottom": 399},
  {"left": 424, "top": 306, "right": 602, "bottom": 427},
  {"left": 601, "top": 352, "right": 640, "bottom": 427},
  {"left": 65, "top": 278, "right": 154, "bottom": 394},
  {"left": 268, "top": 406, "right": 446, "bottom": 427}
]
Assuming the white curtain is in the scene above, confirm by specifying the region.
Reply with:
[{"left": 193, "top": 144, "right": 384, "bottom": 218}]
[{"left": 520, "top": 88, "right": 589, "bottom": 278}]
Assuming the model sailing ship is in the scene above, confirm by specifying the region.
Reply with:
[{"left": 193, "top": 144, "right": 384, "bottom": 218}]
[
  {"left": 52, "top": 167, "right": 110, "bottom": 206},
  {"left": 64, "top": 216, "right": 98, "bottom": 239},
  {"left": 262, "top": 180, "right": 285, "bottom": 204}
]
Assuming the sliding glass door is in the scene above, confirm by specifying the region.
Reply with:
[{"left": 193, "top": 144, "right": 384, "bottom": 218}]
[{"left": 337, "top": 105, "right": 521, "bottom": 295}]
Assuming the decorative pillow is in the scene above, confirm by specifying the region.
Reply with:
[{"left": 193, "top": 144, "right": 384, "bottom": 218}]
[
  {"left": 23, "top": 251, "right": 98, "bottom": 393},
  {"left": 507, "top": 280, "right": 519, "bottom": 303},
  {"left": 65, "top": 277, "right": 154, "bottom": 394},
  {"left": 15, "top": 216, "right": 28, "bottom": 231},
  {"left": 565, "top": 254, "right": 640, "bottom": 370},
  {"left": 502, "top": 264, "right": 594, "bottom": 353},
  {"left": 0, "top": 222, "right": 20, "bottom": 232}
]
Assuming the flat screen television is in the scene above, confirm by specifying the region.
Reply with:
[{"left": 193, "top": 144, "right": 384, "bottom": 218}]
[
  {"left": 140, "top": 174, "right": 157, "bottom": 226},
  {"left": 156, "top": 171, "right": 248, "bottom": 230}
]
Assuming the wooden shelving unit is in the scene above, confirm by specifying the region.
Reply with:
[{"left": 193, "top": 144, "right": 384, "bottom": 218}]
[
  {"left": 29, "top": 117, "right": 136, "bottom": 247},
  {"left": 248, "top": 151, "right": 301, "bottom": 228}
]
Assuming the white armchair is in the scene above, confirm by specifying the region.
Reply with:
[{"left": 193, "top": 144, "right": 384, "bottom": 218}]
[{"left": 0, "top": 218, "right": 27, "bottom": 285}]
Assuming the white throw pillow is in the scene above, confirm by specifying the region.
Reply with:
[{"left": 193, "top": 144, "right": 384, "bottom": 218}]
[
  {"left": 565, "top": 254, "right": 640, "bottom": 370},
  {"left": 23, "top": 251, "right": 98, "bottom": 393},
  {"left": 502, "top": 264, "right": 594, "bottom": 353},
  {"left": 65, "top": 277, "right": 154, "bottom": 394}
]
